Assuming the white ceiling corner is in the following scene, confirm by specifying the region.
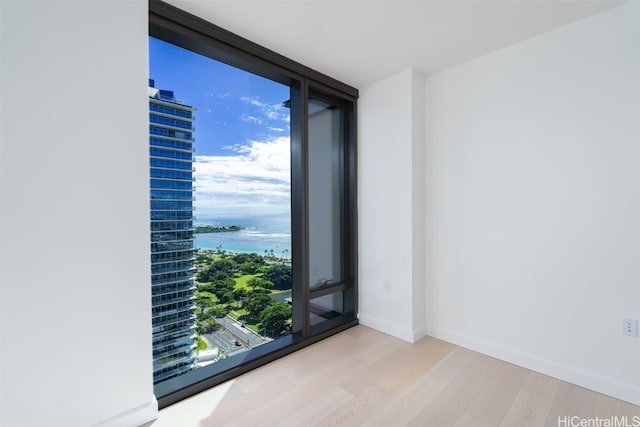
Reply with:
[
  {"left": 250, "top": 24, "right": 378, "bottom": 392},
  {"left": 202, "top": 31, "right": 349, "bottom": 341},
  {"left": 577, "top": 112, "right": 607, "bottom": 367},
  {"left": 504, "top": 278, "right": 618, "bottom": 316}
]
[{"left": 164, "top": 0, "right": 627, "bottom": 88}]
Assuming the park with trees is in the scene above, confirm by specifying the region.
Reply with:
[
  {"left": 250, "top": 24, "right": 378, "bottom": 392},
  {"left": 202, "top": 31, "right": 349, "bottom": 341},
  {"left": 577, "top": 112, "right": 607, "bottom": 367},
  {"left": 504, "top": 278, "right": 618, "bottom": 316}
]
[{"left": 194, "top": 249, "right": 292, "bottom": 340}]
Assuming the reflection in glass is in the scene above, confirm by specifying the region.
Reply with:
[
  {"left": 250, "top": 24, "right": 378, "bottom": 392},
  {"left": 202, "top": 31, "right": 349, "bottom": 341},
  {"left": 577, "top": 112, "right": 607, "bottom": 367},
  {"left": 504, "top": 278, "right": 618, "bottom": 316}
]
[
  {"left": 310, "top": 293, "right": 343, "bottom": 326},
  {"left": 308, "top": 98, "right": 343, "bottom": 289}
]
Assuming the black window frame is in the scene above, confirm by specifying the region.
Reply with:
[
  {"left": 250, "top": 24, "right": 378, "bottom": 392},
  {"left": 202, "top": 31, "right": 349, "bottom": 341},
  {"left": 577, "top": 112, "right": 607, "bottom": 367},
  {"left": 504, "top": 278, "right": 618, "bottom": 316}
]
[{"left": 149, "top": 0, "right": 358, "bottom": 408}]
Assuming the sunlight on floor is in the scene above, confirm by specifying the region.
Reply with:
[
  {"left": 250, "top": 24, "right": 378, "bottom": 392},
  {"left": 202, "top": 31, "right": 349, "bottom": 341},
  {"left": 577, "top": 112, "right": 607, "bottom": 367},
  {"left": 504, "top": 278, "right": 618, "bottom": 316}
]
[{"left": 149, "top": 380, "right": 236, "bottom": 427}]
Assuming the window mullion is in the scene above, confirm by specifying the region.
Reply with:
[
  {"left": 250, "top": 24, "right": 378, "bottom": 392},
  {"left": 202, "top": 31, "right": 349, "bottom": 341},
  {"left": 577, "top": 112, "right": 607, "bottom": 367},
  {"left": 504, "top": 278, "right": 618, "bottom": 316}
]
[{"left": 289, "top": 78, "right": 309, "bottom": 339}]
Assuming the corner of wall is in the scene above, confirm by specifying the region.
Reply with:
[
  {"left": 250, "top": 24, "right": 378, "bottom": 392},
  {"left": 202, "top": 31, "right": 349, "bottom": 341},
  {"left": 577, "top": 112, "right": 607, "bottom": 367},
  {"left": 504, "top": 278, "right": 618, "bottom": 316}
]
[
  {"left": 410, "top": 69, "right": 427, "bottom": 338},
  {"left": 358, "top": 68, "right": 429, "bottom": 344},
  {"left": 359, "top": 313, "right": 427, "bottom": 343}
]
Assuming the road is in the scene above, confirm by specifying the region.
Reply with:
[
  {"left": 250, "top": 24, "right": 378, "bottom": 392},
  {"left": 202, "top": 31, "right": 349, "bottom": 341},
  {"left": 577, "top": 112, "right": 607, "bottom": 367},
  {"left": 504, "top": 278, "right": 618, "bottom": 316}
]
[
  {"left": 201, "top": 315, "right": 268, "bottom": 356},
  {"left": 216, "top": 315, "right": 266, "bottom": 347},
  {"left": 201, "top": 329, "right": 242, "bottom": 355}
]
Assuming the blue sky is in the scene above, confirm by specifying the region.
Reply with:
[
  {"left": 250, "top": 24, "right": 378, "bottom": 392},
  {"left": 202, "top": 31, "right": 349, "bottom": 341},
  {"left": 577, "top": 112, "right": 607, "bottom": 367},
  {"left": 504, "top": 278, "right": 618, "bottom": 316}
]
[{"left": 149, "top": 37, "right": 291, "bottom": 217}]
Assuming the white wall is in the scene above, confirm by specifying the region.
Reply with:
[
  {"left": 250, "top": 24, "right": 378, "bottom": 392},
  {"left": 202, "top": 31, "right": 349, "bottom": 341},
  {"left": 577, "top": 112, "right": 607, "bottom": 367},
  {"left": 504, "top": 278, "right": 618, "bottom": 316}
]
[
  {"left": 0, "top": 1, "right": 156, "bottom": 426},
  {"left": 359, "top": 69, "right": 426, "bottom": 342},
  {"left": 425, "top": 1, "right": 640, "bottom": 405}
]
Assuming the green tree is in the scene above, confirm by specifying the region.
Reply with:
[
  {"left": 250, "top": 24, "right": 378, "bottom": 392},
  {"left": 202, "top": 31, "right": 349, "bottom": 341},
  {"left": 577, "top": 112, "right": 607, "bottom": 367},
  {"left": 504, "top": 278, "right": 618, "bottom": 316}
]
[
  {"left": 247, "top": 277, "right": 274, "bottom": 290},
  {"left": 209, "top": 304, "right": 227, "bottom": 317},
  {"left": 243, "top": 293, "right": 272, "bottom": 318},
  {"left": 212, "top": 258, "right": 236, "bottom": 274},
  {"left": 219, "top": 291, "right": 235, "bottom": 304},
  {"left": 232, "top": 253, "right": 264, "bottom": 265},
  {"left": 202, "top": 276, "right": 235, "bottom": 299},
  {"left": 196, "top": 322, "right": 207, "bottom": 335},
  {"left": 197, "top": 258, "right": 237, "bottom": 282},
  {"left": 233, "top": 288, "right": 248, "bottom": 301},
  {"left": 260, "top": 303, "right": 292, "bottom": 336},
  {"left": 248, "top": 287, "right": 270, "bottom": 296},
  {"left": 238, "top": 261, "right": 259, "bottom": 275},
  {"left": 263, "top": 264, "right": 292, "bottom": 290},
  {"left": 196, "top": 308, "right": 210, "bottom": 322}
]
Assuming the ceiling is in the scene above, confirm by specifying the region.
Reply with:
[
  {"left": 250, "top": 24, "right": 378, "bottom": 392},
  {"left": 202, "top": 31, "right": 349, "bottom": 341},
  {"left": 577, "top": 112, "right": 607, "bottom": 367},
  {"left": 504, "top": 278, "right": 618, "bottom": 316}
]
[{"left": 165, "top": 0, "right": 625, "bottom": 88}]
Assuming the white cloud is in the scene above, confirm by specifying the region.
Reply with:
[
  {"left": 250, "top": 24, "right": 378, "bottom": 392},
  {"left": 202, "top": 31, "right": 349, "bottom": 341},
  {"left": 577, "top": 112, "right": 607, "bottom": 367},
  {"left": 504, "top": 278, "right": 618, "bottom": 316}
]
[
  {"left": 241, "top": 96, "right": 290, "bottom": 124},
  {"left": 240, "top": 115, "right": 263, "bottom": 124},
  {"left": 241, "top": 96, "right": 266, "bottom": 107},
  {"left": 194, "top": 136, "right": 290, "bottom": 215}
]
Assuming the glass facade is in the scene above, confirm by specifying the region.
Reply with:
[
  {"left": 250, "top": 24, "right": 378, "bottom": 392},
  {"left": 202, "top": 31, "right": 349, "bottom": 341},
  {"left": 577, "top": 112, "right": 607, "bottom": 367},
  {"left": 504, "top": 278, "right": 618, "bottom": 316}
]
[{"left": 149, "top": 79, "right": 197, "bottom": 384}]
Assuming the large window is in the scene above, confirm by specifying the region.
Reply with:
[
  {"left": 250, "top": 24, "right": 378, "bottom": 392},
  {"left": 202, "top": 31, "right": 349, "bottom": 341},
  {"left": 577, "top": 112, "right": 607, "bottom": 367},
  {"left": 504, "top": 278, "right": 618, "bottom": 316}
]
[{"left": 150, "top": 1, "right": 358, "bottom": 407}]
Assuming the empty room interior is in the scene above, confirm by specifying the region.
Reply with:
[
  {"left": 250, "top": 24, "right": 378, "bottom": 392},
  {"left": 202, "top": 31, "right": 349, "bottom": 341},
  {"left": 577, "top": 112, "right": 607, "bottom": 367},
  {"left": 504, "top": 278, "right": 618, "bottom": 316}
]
[{"left": 1, "top": 1, "right": 639, "bottom": 426}]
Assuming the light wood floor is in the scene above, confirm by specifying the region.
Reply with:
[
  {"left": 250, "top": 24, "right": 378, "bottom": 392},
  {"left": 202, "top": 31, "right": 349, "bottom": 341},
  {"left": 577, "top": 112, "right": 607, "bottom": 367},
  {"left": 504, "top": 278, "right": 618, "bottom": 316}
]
[{"left": 147, "top": 325, "right": 639, "bottom": 427}]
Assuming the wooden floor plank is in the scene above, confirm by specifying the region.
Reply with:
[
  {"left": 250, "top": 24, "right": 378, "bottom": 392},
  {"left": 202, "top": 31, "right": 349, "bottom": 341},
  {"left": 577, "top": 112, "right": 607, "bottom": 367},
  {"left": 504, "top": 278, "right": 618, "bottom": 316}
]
[
  {"left": 149, "top": 326, "right": 640, "bottom": 427},
  {"left": 499, "top": 389, "right": 554, "bottom": 427},
  {"left": 371, "top": 348, "right": 479, "bottom": 426},
  {"left": 377, "top": 337, "right": 457, "bottom": 396},
  {"left": 455, "top": 413, "right": 494, "bottom": 427},
  {"left": 521, "top": 371, "right": 561, "bottom": 400},
  {"left": 313, "top": 385, "right": 394, "bottom": 427},
  {"left": 545, "top": 382, "right": 597, "bottom": 425},
  {"left": 427, "top": 352, "right": 503, "bottom": 413},
  {"left": 465, "top": 361, "right": 529, "bottom": 425}
]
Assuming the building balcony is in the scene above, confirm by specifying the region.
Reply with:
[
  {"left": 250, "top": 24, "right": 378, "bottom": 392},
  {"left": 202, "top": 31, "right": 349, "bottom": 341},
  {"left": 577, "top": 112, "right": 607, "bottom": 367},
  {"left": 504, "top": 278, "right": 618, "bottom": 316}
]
[
  {"left": 153, "top": 332, "right": 197, "bottom": 351},
  {"left": 150, "top": 121, "right": 195, "bottom": 133},
  {"left": 151, "top": 245, "right": 194, "bottom": 254},
  {"left": 149, "top": 134, "right": 195, "bottom": 144},
  {"left": 149, "top": 144, "right": 195, "bottom": 154},
  {"left": 149, "top": 97, "right": 195, "bottom": 113},
  {"left": 151, "top": 206, "right": 195, "bottom": 213},
  {"left": 153, "top": 329, "right": 195, "bottom": 345},
  {"left": 149, "top": 109, "right": 194, "bottom": 123},
  {"left": 152, "top": 313, "right": 197, "bottom": 331},
  {"left": 151, "top": 252, "right": 196, "bottom": 265},
  {"left": 149, "top": 129, "right": 194, "bottom": 142},
  {"left": 151, "top": 276, "right": 194, "bottom": 287},
  {"left": 153, "top": 359, "right": 195, "bottom": 383},
  {"left": 150, "top": 226, "right": 195, "bottom": 233},
  {"left": 150, "top": 231, "right": 194, "bottom": 239},
  {"left": 153, "top": 351, "right": 196, "bottom": 371},
  {"left": 152, "top": 284, "right": 197, "bottom": 298},
  {"left": 150, "top": 118, "right": 195, "bottom": 132},
  {"left": 152, "top": 294, "right": 196, "bottom": 308},
  {"left": 151, "top": 265, "right": 196, "bottom": 276},
  {"left": 152, "top": 322, "right": 197, "bottom": 341},
  {"left": 150, "top": 196, "right": 195, "bottom": 204},
  {"left": 150, "top": 155, "right": 193, "bottom": 165},
  {"left": 153, "top": 340, "right": 198, "bottom": 360},
  {"left": 152, "top": 304, "right": 196, "bottom": 321},
  {"left": 149, "top": 176, "right": 195, "bottom": 183}
]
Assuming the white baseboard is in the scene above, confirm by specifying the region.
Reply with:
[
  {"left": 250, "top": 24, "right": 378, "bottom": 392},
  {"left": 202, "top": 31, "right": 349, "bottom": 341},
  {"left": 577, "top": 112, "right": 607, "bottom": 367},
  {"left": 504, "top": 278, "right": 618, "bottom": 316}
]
[
  {"left": 359, "top": 314, "right": 427, "bottom": 343},
  {"left": 412, "top": 325, "right": 429, "bottom": 343},
  {"left": 93, "top": 395, "right": 158, "bottom": 427},
  {"left": 426, "top": 325, "right": 640, "bottom": 406}
]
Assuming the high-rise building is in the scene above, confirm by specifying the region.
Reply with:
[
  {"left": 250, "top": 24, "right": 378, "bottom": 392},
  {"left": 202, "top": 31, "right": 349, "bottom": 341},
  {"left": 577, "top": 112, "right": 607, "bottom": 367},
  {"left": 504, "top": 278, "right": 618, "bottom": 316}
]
[{"left": 149, "top": 79, "right": 197, "bottom": 384}]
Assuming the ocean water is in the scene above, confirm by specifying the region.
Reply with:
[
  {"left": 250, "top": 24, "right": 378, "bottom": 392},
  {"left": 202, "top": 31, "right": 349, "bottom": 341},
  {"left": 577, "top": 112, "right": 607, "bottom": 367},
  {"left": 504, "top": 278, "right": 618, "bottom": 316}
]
[{"left": 194, "top": 213, "right": 291, "bottom": 257}]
